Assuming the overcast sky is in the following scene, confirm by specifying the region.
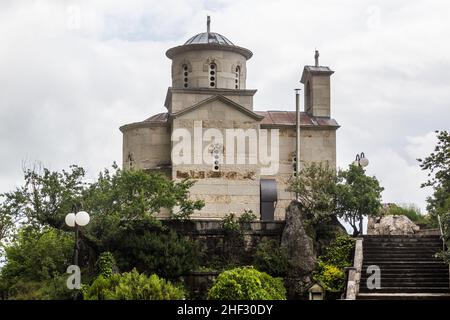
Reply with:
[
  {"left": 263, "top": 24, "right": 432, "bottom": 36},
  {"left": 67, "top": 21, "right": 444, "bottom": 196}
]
[{"left": 1, "top": 0, "right": 449, "bottom": 213}]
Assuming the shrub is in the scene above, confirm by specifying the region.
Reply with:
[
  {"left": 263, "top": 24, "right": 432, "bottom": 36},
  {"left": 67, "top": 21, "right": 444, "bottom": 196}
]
[
  {"left": 253, "top": 239, "right": 289, "bottom": 276},
  {"left": 110, "top": 223, "right": 200, "bottom": 280},
  {"left": 319, "top": 235, "right": 355, "bottom": 269},
  {"left": 97, "top": 252, "right": 116, "bottom": 278},
  {"left": 207, "top": 266, "right": 286, "bottom": 300},
  {"left": 221, "top": 213, "right": 240, "bottom": 233},
  {"left": 83, "top": 269, "right": 185, "bottom": 300},
  {"left": 238, "top": 210, "right": 257, "bottom": 223},
  {"left": 313, "top": 262, "right": 345, "bottom": 292},
  {"left": 385, "top": 204, "right": 427, "bottom": 224},
  {"left": 312, "top": 234, "right": 355, "bottom": 293}
]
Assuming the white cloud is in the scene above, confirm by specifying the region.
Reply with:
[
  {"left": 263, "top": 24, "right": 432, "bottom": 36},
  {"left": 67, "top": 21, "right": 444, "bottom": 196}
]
[{"left": 0, "top": 0, "right": 449, "bottom": 215}]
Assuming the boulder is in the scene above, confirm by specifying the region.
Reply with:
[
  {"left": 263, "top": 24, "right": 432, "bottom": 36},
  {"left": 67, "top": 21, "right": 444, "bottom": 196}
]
[
  {"left": 281, "top": 201, "right": 317, "bottom": 298},
  {"left": 367, "top": 215, "right": 420, "bottom": 235}
]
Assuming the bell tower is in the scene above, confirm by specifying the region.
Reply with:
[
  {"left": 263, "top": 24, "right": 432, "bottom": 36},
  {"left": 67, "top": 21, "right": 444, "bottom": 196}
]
[{"left": 300, "top": 50, "right": 334, "bottom": 118}]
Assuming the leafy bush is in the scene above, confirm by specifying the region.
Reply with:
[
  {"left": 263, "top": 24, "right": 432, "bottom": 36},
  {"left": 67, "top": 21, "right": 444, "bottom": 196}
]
[
  {"left": 312, "top": 235, "right": 355, "bottom": 293},
  {"left": 319, "top": 235, "right": 355, "bottom": 269},
  {"left": 97, "top": 252, "right": 116, "bottom": 278},
  {"left": 0, "top": 227, "right": 74, "bottom": 299},
  {"left": 110, "top": 222, "right": 200, "bottom": 280},
  {"left": 83, "top": 269, "right": 185, "bottom": 300},
  {"left": 313, "top": 262, "right": 345, "bottom": 292},
  {"left": 221, "top": 213, "right": 241, "bottom": 233},
  {"left": 207, "top": 266, "right": 286, "bottom": 300},
  {"left": 253, "top": 239, "right": 289, "bottom": 276},
  {"left": 238, "top": 210, "right": 257, "bottom": 223}
]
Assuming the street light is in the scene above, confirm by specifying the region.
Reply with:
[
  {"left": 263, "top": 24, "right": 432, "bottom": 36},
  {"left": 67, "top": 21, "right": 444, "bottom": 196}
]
[
  {"left": 354, "top": 152, "right": 369, "bottom": 167},
  {"left": 353, "top": 152, "right": 369, "bottom": 236},
  {"left": 65, "top": 209, "right": 90, "bottom": 268}
]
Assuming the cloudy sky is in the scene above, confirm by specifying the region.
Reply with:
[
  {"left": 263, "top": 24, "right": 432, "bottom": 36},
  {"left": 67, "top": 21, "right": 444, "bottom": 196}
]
[{"left": 1, "top": 0, "right": 449, "bottom": 213}]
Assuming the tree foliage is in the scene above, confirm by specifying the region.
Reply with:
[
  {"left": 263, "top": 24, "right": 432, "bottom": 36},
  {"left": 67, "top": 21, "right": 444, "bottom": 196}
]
[
  {"left": 312, "top": 235, "right": 355, "bottom": 293},
  {"left": 287, "top": 162, "right": 383, "bottom": 235},
  {"left": 0, "top": 163, "right": 204, "bottom": 298},
  {"left": 335, "top": 165, "right": 384, "bottom": 236},
  {"left": 207, "top": 266, "right": 286, "bottom": 300},
  {"left": 418, "top": 130, "right": 450, "bottom": 262},
  {"left": 252, "top": 239, "right": 289, "bottom": 276},
  {"left": 418, "top": 130, "right": 450, "bottom": 231},
  {"left": 287, "top": 162, "right": 338, "bottom": 225},
  {"left": 0, "top": 227, "right": 74, "bottom": 299}
]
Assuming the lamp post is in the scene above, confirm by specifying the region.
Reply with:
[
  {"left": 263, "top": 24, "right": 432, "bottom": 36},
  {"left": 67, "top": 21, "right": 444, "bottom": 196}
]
[
  {"left": 353, "top": 152, "right": 369, "bottom": 235},
  {"left": 353, "top": 152, "right": 369, "bottom": 168},
  {"left": 65, "top": 209, "right": 90, "bottom": 267}
]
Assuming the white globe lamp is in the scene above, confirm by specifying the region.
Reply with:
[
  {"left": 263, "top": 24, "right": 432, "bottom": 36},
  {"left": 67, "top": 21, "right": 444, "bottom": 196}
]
[
  {"left": 75, "top": 211, "right": 90, "bottom": 226},
  {"left": 65, "top": 213, "right": 76, "bottom": 227}
]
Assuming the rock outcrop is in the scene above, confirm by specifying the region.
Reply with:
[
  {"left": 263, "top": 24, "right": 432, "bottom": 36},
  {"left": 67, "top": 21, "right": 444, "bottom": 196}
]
[
  {"left": 281, "top": 201, "right": 316, "bottom": 299},
  {"left": 367, "top": 215, "right": 420, "bottom": 235}
]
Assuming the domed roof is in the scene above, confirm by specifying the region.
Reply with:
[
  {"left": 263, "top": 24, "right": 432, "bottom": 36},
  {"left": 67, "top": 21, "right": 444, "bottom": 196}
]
[
  {"left": 165, "top": 16, "right": 253, "bottom": 60},
  {"left": 184, "top": 32, "right": 234, "bottom": 46}
]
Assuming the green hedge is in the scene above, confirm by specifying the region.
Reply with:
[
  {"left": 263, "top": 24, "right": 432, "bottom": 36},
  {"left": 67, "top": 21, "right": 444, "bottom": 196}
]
[{"left": 207, "top": 266, "right": 286, "bottom": 300}]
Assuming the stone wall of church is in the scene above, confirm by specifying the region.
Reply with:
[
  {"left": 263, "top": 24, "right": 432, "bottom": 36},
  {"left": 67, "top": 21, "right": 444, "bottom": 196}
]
[
  {"left": 261, "top": 126, "right": 337, "bottom": 220},
  {"left": 168, "top": 89, "right": 255, "bottom": 113},
  {"left": 171, "top": 99, "right": 261, "bottom": 219},
  {"left": 170, "top": 49, "right": 247, "bottom": 90},
  {"left": 122, "top": 124, "right": 171, "bottom": 170}
]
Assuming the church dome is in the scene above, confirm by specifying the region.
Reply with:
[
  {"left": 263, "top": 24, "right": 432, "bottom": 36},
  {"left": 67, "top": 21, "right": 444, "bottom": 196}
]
[
  {"left": 184, "top": 32, "right": 234, "bottom": 46},
  {"left": 166, "top": 16, "right": 252, "bottom": 60}
]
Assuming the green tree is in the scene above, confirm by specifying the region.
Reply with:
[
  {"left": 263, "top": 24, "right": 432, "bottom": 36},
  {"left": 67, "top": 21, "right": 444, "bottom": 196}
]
[
  {"left": 82, "top": 269, "right": 185, "bottom": 300},
  {"left": 335, "top": 165, "right": 384, "bottom": 236},
  {"left": 207, "top": 266, "right": 286, "bottom": 300},
  {"left": 418, "top": 130, "right": 450, "bottom": 231},
  {"left": 287, "top": 162, "right": 338, "bottom": 225},
  {"left": 0, "top": 164, "right": 204, "bottom": 284},
  {"left": 0, "top": 227, "right": 74, "bottom": 299},
  {"left": 418, "top": 130, "right": 450, "bottom": 262}
]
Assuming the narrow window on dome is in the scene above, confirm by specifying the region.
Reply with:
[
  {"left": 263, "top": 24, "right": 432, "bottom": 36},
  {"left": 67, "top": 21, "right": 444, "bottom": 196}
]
[
  {"left": 235, "top": 66, "right": 240, "bottom": 89},
  {"left": 182, "top": 64, "right": 189, "bottom": 88},
  {"left": 209, "top": 63, "right": 216, "bottom": 88}
]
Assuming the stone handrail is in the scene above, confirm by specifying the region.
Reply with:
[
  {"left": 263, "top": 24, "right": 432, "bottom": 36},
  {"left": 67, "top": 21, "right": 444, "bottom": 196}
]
[{"left": 345, "top": 237, "right": 363, "bottom": 300}]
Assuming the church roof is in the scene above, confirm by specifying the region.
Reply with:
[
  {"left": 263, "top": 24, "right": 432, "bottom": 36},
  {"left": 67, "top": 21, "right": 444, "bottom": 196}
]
[
  {"left": 255, "top": 111, "right": 339, "bottom": 128},
  {"left": 165, "top": 16, "right": 253, "bottom": 60},
  {"left": 123, "top": 110, "right": 339, "bottom": 129},
  {"left": 184, "top": 32, "right": 234, "bottom": 46}
]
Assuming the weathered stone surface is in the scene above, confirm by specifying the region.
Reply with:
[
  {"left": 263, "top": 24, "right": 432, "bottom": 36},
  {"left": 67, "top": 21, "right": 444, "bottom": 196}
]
[
  {"left": 281, "top": 201, "right": 316, "bottom": 298},
  {"left": 367, "top": 215, "right": 420, "bottom": 235}
]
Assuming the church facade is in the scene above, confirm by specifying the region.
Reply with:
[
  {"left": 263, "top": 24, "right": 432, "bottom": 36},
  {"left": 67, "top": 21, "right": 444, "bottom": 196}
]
[{"left": 119, "top": 18, "right": 339, "bottom": 220}]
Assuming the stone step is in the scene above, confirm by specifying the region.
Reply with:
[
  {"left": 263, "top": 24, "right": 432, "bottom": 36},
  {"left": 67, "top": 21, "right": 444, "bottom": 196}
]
[
  {"left": 362, "top": 261, "right": 448, "bottom": 271},
  {"left": 363, "top": 256, "right": 441, "bottom": 261},
  {"left": 363, "top": 243, "right": 442, "bottom": 247},
  {"left": 361, "top": 268, "right": 450, "bottom": 274},
  {"left": 364, "top": 235, "right": 442, "bottom": 239},
  {"left": 358, "top": 287, "right": 450, "bottom": 293},
  {"left": 361, "top": 273, "right": 449, "bottom": 279},
  {"left": 360, "top": 281, "right": 449, "bottom": 287},
  {"left": 356, "top": 293, "right": 450, "bottom": 300}
]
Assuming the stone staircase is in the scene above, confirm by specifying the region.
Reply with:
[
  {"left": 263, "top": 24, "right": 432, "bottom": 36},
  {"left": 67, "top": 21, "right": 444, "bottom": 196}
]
[{"left": 357, "top": 235, "right": 450, "bottom": 300}]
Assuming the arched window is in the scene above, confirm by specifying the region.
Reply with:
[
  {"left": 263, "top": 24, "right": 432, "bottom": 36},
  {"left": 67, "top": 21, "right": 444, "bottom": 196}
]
[
  {"left": 182, "top": 64, "right": 189, "bottom": 88},
  {"left": 305, "top": 81, "right": 312, "bottom": 112},
  {"left": 209, "top": 63, "right": 216, "bottom": 88},
  {"left": 235, "top": 66, "right": 240, "bottom": 89}
]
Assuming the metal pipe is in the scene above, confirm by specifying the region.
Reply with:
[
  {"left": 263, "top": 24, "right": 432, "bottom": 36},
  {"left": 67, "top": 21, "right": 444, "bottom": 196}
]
[{"left": 295, "top": 89, "right": 301, "bottom": 176}]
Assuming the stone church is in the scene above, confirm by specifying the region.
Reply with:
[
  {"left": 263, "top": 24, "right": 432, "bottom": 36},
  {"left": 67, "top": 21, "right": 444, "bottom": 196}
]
[{"left": 120, "top": 18, "right": 339, "bottom": 220}]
